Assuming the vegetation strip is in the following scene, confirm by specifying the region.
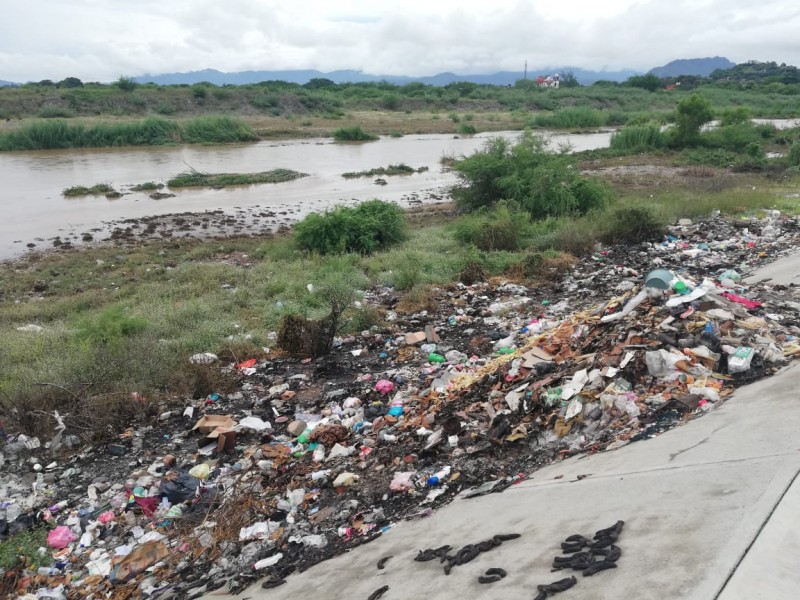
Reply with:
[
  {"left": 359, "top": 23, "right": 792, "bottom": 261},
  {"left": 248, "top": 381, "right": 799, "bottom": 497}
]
[
  {"left": 341, "top": 164, "right": 429, "bottom": 178},
  {"left": 0, "top": 116, "right": 257, "bottom": 151},
  {"left": 166, "top": 169, "right": 308, "bottom": 188}
]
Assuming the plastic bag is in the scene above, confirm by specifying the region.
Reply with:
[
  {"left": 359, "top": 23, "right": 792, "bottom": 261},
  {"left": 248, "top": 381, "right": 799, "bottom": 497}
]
[{"left": 47, "top": 525, "right": 76, "bottom": 549}]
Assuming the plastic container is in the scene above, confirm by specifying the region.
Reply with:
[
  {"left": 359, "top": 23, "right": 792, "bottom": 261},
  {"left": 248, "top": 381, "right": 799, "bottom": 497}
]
[
  {"left": 728, "top": 347, "right": 755, "bottom": 373},
  {"left": 426, "top": 466, "right": 451, "bottom": 487}
]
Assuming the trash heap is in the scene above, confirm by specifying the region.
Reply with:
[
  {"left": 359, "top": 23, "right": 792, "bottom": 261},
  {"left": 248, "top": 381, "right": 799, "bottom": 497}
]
[{"left": 1, "top": 212, "right": 799, "bottom": 599}]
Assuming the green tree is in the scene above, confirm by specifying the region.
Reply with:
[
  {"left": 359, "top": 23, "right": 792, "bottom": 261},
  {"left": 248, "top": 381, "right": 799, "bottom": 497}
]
[
  {"left": 304, "top": 77, "right": 336, "bottom": 89},
  {"left": 560, "top": 71, "right": 580, "bottom": 88},
  {"left": 626, "top": 74, "right": 663, "bottom": 92},
  {"left": 58, "top": 77, "right": 83, "bottom": 88},
  {"left": 670, "top": 94, "right": 714, "bottom": 147},
  {"left": 115, "top": 76, "right": 138, "bottom": 91}
]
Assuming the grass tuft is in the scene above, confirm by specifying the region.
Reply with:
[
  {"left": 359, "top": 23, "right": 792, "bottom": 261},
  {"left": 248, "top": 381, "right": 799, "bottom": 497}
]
[{"left": 167, "top": 169, "right": 307, "bottom": 188}]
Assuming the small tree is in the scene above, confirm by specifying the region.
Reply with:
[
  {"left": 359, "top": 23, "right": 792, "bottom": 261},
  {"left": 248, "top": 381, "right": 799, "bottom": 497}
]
[
  {"left": 58, "top": 77, "right": 84, "bottom": 88},
  {"left": 626, "top": 74, "right": 663, "bottom": 92},
  {"left": 115, "top": 76, "right": 137, "bottom": 91},
  {"left": 560, "top": 71, "right": 580, "bottom": 88},
  {"left": 670, "top": 94, "right": 714, "bottom": 147}
]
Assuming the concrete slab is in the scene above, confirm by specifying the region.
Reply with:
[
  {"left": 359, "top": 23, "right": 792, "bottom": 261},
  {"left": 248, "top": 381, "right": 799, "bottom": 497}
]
[
  {"left": 208, "top": 363, "right": 800, "bottom": 600},
  {"left": 717, "top": 462, "right": 800, "bottom": 600},
  {"left": 744, "top": 250, "right": 800, "bottom": 286}
]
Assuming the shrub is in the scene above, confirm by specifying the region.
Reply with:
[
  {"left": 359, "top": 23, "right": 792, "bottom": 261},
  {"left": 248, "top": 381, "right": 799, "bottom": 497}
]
[
  {"left": 532, "top": 107, "right": 607, "bottom": 129},
  {"left": 457, "top": 123, "right": 477, "bottom": 135},
  {"left": 37, "top": 106, "right": 75, "bottom": 118},
  {"left": 669, "top": 94, "right": 714, "bottom": 147},
  {"left": 452, "top": 203, "right": 530, "bottom": 251},
  {"left": 191, "top": 85, "right": 208, "bottom": 99},
  {"left": 180, "top": 115, "right": 258, "bottom": 143},
  {"left": 788, "top": 142, "right": 800, "bottom": 167},
  {"left": 719, "top": 106, "right": 751, "bottom": 126},
  {"left": 610, "top": 124, "right": 666, "bottom": 152},
  {"left": 599, "top": 206, "right": 666, "bottom": 244},
  {"left": 381, "top": 93, "right": 401, "bottom": 110},
  {"left": 77, "top": 305, "right": 147, "bottom": 348},
  {"left": 115, "top": 76, "right": 138, "bottom": 92},
  {"left": 451, "top": 132, "right": 612, "bottom": 219},
  {"left": 293, "top": 199, "right": 407, "bottom": 254},
  {"left": 154, "top": 103, "right": 176, "bottom": 115},
  {"left": 332, "top": 126, "right": 379, "bottom": 141}
]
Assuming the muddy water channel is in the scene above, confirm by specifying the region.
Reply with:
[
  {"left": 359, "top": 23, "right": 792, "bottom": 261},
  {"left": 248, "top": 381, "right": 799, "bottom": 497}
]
[{"left": 0, "top": 130, "right": 623, "bottom": 258}]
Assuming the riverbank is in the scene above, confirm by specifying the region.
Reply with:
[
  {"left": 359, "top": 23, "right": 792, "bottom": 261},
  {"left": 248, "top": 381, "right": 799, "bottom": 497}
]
[{"left": 1, "top": 204, "right": 799, "bottom": 599}]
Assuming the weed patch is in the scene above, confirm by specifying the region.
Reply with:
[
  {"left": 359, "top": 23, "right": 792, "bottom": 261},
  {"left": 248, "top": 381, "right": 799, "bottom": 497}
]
[{"left": 167, "top": 169, "right": 307, "bottom": 188}]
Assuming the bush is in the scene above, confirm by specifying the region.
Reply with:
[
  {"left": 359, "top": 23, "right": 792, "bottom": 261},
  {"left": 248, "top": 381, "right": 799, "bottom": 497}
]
[
  {"left": 381, "top": 93, "right": 401, "bottom": 110},
  {"left": 789, "top": 142, "right": 800, "bottom": 167},
  {"left": 452, "top": 203, "right": 530, "bottom": 250},
  {"left": 599, "top": 206, "right": 666, "bottom": 244},
  {"left": 37, "top": 106, "right": 75, "bottom": 118},
  {"left": 457, "top": 123, "right": 477, "bottom": 135},
  {"left": 332, "top": 126, "right": 379, "bottom": 141},
  {"left": 451, "top": 132, "right": 612, "bottom": 219},
  {"left": 77, "top": 305, "right": 147, "bottom": 348},
  {"left": 669, "top": 94, "right": 714, "bottom": 147},
  {"left": 532, "top": 107, "right": 607, "bottom": 129},
  {"left": 610, "top": 124, "right": 666, "bottom": 152},
  {"left": 293, "top": 200, "right": 407, "bottom": 254},
  {"left": 116, "top": 76, "right": 138, "bottom": 92}
]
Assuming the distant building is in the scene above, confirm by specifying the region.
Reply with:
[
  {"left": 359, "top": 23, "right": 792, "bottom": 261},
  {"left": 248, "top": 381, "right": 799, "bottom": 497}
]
[{"left": 536, "top": 73, "right": 560, "bottom": 88}]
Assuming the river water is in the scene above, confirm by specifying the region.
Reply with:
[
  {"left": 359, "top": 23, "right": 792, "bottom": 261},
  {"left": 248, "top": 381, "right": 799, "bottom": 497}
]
[
  {"left": 1, "top": 119, "right": 796, "bottom": 259},
  {"left": 0, "top": 130, "right": 616, "bottom": 259}
]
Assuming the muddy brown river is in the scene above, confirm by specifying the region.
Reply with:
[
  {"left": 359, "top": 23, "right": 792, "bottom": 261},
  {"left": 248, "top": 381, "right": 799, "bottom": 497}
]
[{"left": 1, "top": 120, "right": 795, "bottom": 259}]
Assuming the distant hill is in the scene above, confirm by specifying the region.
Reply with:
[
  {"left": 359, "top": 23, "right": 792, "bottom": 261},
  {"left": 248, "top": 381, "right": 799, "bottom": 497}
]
[
  {"left": 0, "top": 80, "right": 16, "bottom": 87},
  {"left": 648, "top": 57, "right": 734, "bottom": 78},
  {"left": 134, "top": 67, "right": 640, "bottom": 87}
]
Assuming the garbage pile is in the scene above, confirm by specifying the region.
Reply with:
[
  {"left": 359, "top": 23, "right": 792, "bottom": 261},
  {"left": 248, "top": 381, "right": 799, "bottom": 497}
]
[{"left": 1, "top": 212, "right": 799, "bottom": 599}]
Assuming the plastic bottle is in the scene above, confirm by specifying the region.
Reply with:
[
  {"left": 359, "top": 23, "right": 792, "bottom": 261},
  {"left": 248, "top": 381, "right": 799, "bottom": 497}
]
[{"left": 427, "top": 466, "right": 451, "bottom": 487}]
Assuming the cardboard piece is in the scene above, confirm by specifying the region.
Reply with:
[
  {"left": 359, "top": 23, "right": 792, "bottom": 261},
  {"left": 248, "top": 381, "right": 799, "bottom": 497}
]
[
  {"left": 521, "top": 347, "right": 555, "bottom": 368},
  {"left": 192, "top": 415, "right": 237, "bottom": 434},
  {"left": 405, "top": 331, "right": 427, "bottom": 345}
]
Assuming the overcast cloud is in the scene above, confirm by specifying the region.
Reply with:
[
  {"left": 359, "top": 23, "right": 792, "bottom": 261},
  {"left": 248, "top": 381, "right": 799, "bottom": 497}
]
[{"left": 1, "top": 0, "right": 799, "bottom": 82}]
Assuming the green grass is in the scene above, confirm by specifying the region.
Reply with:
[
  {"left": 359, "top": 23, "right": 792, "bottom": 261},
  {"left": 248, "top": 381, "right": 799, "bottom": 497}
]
[
  {"left": 131, "top": 181, "right": 164, "bottom": 191},
  {"left": 341, "top": 164, "right": 429, "bottom": 178},
  {"left": 332, "top": 126, "right": 379, "bottom": 142},
  {"left": 532, "top": 107, "right": 609, "bottom": 129},
  {"left": 0, "top": 528, "right": 48, "bottom": 570},
  {"left": 63, "top": 183, "right": 117, "bottom": 197},
  {"left": 3, "top": 177, "right": 799, "bottom": 444},
  {"left": 167, "top": 169, "right": 307, "bottom": 188},
  {"left": 37, "top": 106, "right": 75, "bottom": 118},
  {"left": 610, "top": 124, "right": 667, "bottom": 152},
  {"left": 0, "top": 116, "right": 257, "bottom": 151}
]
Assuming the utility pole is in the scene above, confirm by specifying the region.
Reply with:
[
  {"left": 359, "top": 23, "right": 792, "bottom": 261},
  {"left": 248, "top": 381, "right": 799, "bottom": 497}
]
[{"left": 524, "top": 60, "right": 528, "bottom": 81}]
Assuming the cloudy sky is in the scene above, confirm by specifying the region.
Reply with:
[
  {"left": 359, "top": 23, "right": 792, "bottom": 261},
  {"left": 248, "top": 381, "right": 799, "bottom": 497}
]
[{"left": 1, "top": 0, "right": 798, "bottom": 82}]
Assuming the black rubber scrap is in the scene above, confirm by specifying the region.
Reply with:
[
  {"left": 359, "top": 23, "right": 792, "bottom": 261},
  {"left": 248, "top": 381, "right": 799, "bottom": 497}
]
[
  {"left": 478, "top": 567, "right": 507, "bottom": 584},
  {"left": 376, "top": 555, "right": 393, "bottom": 569},
  {"left": 583, "top": 561, "right": 618, "bottom": 577},
  {"left": 594, "top": 520, "right": 625, "bottom": 539},
  {"left": 534, "top": 575, "right": 577, "bottom": 598},
  {"left": 367, "top": 585, "right": 389, "bottom": 600},
  {"left": 261, "top": 578, "right": 286, "bottom": 589}
]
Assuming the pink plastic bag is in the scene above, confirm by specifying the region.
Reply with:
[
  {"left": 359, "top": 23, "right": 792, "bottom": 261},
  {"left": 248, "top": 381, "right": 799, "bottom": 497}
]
[
  {"left": 47, "top": 525, "right": 76, "bottom": 549},
  {"left": 98, "top": 510, "right": 116, "bottom": 524},
  {"left": 375, "top": 379, "right": 395, "bottom": 395}
]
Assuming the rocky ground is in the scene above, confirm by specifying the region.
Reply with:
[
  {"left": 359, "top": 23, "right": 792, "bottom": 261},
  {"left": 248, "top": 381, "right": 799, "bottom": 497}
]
[{"left": 1, "top": 211, "right": 799, "bottom": 599}]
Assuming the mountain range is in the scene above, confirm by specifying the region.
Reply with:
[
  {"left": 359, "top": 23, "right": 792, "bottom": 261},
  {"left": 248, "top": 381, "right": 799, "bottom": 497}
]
[
  {"left": 0, "top": 57, "right": 736, "bottom": 87},
  {"left": 648, "top": 57, "right": 735, "bottom": 78},
  {"left": 133, "top": 67, "right": 639, "bottom": 87}
]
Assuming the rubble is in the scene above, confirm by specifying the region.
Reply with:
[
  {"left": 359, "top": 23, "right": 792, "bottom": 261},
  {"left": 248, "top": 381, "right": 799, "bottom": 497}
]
[{"left": 0, "top": 212, "right": 799, "bottom": 598}]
